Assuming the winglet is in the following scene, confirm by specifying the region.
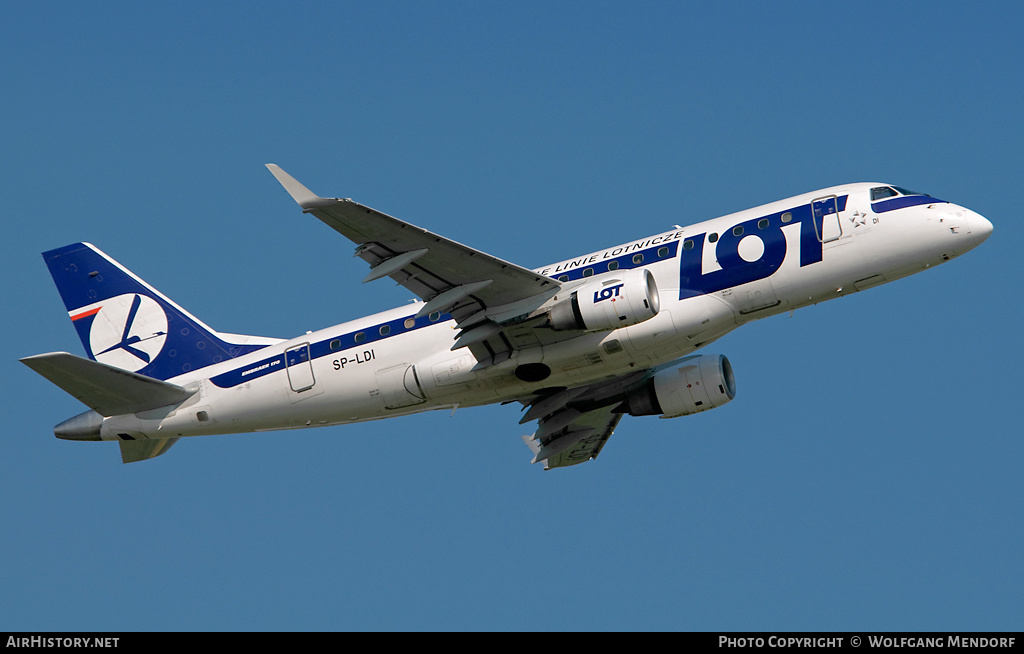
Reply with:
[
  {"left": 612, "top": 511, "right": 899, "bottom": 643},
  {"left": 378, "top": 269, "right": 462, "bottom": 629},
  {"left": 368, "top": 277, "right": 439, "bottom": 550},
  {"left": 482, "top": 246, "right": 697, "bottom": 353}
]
[{"left": 265, "top": 164, "right": 333, "bottom": 210}]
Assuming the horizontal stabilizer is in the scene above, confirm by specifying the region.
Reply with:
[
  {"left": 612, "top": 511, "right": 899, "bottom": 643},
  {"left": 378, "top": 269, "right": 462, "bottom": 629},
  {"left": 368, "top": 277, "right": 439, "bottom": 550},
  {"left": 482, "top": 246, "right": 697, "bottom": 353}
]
[
  {"left": 119, "top": 438, "right": 180, "bottom": 463},
  {"left": 21, "top": 352, "right": 196, "bottom": 416}
]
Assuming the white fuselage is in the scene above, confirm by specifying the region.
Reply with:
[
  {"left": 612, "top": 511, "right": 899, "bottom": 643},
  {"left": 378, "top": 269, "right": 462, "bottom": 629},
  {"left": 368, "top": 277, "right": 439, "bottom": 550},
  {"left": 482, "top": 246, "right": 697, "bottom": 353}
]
[{"left": 98, "top": 183, "right": 992, "bottom": 442}]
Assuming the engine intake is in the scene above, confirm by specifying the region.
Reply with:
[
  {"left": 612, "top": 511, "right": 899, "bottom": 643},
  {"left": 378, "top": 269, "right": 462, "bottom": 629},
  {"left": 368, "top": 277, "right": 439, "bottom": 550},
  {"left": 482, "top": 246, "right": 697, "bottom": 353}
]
[
  {"left": 549, "top": 268, "right": 660, "bottom": 332},
  {"left": 620, "top": 354, "right": 736, "bottom": 418}
]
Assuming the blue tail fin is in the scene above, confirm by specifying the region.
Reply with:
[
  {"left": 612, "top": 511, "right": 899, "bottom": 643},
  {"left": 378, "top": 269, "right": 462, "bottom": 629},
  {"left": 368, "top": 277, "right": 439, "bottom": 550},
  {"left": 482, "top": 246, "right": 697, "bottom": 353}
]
[{"left": 43, "top": 243, "right": 279, "bottom": 381}]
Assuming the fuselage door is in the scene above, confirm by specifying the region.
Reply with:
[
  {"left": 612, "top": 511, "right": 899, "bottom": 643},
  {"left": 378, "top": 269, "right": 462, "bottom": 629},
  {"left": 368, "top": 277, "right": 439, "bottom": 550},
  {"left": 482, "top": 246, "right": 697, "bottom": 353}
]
[
  {"left": 285, "top": 343, "right": 316, "bottom": 392},
  {"left": 812, "top": 196, "right": 842, "bottom": 243}
]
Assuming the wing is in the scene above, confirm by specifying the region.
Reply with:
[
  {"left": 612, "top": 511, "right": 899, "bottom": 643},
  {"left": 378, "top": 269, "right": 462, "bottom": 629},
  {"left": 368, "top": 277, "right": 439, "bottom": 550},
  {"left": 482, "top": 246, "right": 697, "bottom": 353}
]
[
  {"left": 267, "top": 165, "right": 564, "bottom": 366},
  {"left": 519, "top": 370, "right": 649, "bottom": 469},
  {"left": 521, "top": 404, "right": 623, "bottom": 469}
]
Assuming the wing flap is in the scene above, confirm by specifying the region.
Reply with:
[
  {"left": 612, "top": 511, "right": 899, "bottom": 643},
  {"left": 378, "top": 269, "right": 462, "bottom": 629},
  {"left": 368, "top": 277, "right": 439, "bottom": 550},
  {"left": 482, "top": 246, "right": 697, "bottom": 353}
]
[
  {"left": 21, "top": 352, "right": 196, "bottom": 416},
  {"left": 523, "top": 405, "right": 622, "bottom": 469},
  {"left": 519, "top": 370, "right": 653, "bottom": 469}
]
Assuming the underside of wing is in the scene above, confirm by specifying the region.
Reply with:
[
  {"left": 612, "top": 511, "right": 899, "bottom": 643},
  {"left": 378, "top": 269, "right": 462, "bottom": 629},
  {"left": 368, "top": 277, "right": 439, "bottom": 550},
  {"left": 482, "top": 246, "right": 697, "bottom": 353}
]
[
  {"left": 267, "top": 165, "right": 564, "bottom": 366},
  {"left": 522, "top": 404, "right": 623, "bottom": 469},
  {"left": 519, "top": 370, "right": 650, "bottom": 469}
]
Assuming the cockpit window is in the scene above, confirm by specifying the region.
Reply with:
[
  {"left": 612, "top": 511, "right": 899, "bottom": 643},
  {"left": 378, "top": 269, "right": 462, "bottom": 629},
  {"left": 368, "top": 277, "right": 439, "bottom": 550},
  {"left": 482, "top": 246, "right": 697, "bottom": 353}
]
[
  {"left": 872, "top": 185, "right": 930, "bottom": 201},
  {"left": 892, "top": 186, "right": 926, "bottom": 197},
  {"left": 870, "top": 186, "right": 898, "bottom": 201},
  {"left": 869, "top": 185, "right": 945, "bottom": 214}
]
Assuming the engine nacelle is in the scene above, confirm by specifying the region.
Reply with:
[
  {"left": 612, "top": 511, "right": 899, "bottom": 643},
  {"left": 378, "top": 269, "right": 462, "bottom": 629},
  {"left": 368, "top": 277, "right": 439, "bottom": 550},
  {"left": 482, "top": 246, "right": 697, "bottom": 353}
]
[
  {"left": 549, "top": 268, "right": 660, "bottom": 332},
  {"left": 621, "top": 354, "right": 736, "bottom": 418}
]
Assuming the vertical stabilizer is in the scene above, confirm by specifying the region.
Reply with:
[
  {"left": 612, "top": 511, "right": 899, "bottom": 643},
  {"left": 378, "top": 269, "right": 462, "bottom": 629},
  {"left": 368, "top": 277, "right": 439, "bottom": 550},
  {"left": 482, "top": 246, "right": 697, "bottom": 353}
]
[{"left": 43, "top": 243, "right": 279, "bottom": 381}]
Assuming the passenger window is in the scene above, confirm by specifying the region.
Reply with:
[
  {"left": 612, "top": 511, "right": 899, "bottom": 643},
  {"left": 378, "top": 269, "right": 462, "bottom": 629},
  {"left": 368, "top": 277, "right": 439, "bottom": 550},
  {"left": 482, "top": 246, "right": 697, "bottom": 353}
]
[
  {"left": 871, "top": 186, "right": 898, "bottom": 201},
  {"left": 658, "top": 246, "right": 669, "bottom": 258},
  {"left": 354, "top": 332, "right": 365, "bottom": 343},
  {"left": 330, "top": 339, "right": 341, "bottom": 351},
  {"left": 632, "top": 253, "right": 644, "bottom": 264},
  {"left": 607, "top": 260, "right": 619, "bottom": 271},
  {"left": 429, "top": 312, "right": 441, "bottom": 322},
  {"left": 379, "top": 325, "right": 390, "bottom": 336},
  {"left": 708, "top": 233, "right": 719, "bottom": 243},
  {"left": 758, "top": 219, "right": 769, "bottom": 229},
  {"left": 404, "top": 318, "right": 416, "bottom": 329},
  {"left": 583, "top": 268, "right": 594, "bottom": 277},
  {"left": 683, "top": 239, "right": 694, "bottom": 250},
  {"left": 733, "top": 226, "right": 743, "bottom": 237},
  {"left": 781, "top": 212, "right": 792, "bottom": 223},
  {"left": 558, "top": 275, "right": 569, "bottom": 282}
]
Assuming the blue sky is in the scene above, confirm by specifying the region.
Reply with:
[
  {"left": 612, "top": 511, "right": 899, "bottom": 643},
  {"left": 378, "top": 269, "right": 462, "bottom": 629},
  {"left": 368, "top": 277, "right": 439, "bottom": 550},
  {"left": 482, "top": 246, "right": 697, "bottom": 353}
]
[{"left": 2, "top": 2, "right": 1021, "bottom": 631}]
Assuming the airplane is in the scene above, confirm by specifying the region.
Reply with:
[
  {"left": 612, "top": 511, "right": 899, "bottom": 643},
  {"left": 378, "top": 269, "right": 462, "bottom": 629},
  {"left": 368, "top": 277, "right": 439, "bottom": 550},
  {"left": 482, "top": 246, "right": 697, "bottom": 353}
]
[{"left": 21, "top": 166, "right": 993, "bottom": 468}]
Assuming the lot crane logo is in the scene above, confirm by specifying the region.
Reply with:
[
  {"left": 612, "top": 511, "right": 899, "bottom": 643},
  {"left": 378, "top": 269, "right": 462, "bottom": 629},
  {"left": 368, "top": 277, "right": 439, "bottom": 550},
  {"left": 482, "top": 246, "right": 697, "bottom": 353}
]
[{"left": 84, "top": 293, "right": 169, "bottom": 372}]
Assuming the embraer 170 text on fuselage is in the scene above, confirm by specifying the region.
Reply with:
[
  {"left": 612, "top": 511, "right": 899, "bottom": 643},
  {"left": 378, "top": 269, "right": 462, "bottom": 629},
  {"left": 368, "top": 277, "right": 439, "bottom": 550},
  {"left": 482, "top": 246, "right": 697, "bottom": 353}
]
[{"left": 22, "top": 167, "right": 993, "bottom": 468}]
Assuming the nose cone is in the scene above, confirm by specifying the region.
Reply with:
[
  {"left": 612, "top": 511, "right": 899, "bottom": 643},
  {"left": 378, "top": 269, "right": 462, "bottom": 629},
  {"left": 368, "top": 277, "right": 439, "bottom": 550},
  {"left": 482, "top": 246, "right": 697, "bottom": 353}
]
[
  {"left": 947, "top": 204, "right": 993, "bottom": 254},
  {"left": 54, "top": 410, "right": 103, "bottom": 441},
  {"left": 969, "top": 211, "right": 994, "bottom": 244},
  {"left": 961, "top": 208, "right": 994, "bottom": 255}
]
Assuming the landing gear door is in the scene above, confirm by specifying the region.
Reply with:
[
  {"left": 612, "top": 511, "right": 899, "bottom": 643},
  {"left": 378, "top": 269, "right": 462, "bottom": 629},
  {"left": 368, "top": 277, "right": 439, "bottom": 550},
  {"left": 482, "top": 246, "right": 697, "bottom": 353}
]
[{"left": 812, "top": 196, "right": 842, "bottom": 243}]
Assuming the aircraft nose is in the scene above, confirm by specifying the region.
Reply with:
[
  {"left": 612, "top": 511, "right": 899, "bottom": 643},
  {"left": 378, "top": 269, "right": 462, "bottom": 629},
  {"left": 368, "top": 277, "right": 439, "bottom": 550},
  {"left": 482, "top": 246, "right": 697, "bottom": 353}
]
[
  {"left": 969, "top": 211, "right": 994, "bottom": 243},
  {"left": 946, "top": 204, "right": 993, "bottom": 252}
]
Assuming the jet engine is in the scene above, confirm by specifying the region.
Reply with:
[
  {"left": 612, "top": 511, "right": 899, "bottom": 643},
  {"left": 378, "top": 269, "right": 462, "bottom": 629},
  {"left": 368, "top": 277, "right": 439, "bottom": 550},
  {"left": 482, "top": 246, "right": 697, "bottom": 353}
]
[
  {"left": 619, "top": 354, "right": 736, "bottom": 418},
  {"left": 549, "top": 268, "right": 660, "bottom": 332}
]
